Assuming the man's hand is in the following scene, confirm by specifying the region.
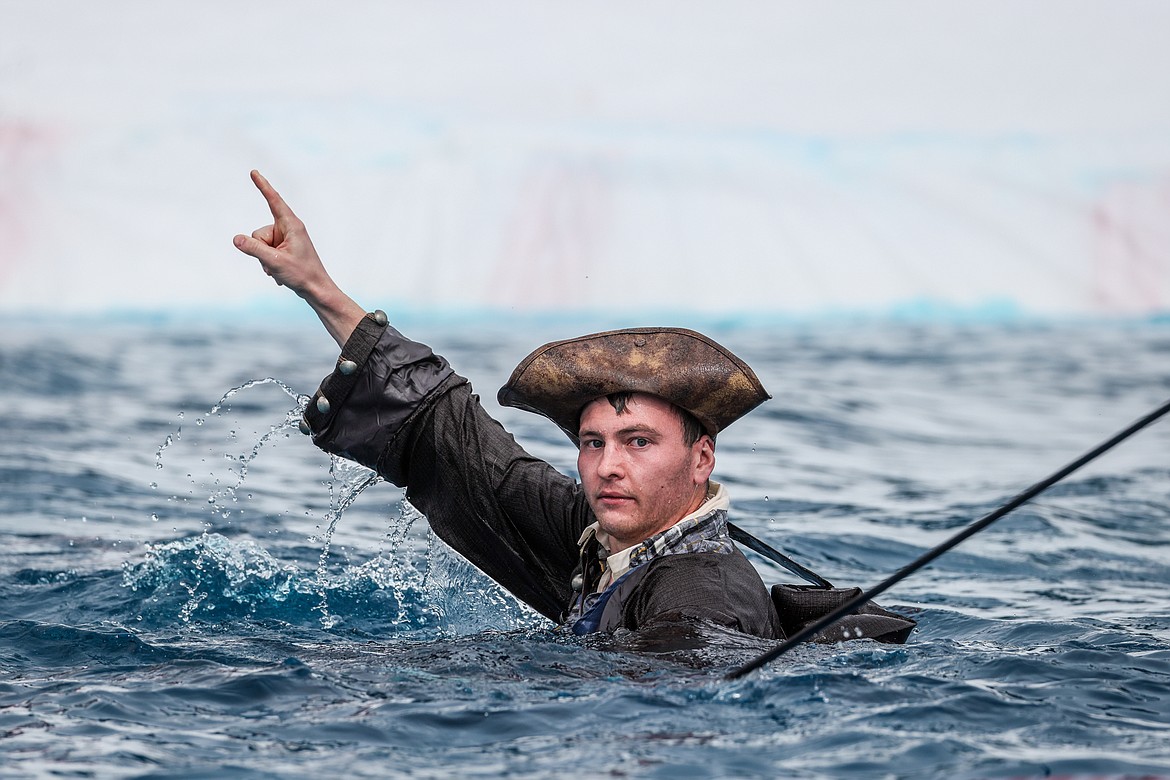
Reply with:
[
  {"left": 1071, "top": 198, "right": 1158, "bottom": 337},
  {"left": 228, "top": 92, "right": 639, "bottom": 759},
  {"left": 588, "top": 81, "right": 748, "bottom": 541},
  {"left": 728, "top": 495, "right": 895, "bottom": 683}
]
[{"left": 234, "top": 170, "right": 366, "bottom": 346}]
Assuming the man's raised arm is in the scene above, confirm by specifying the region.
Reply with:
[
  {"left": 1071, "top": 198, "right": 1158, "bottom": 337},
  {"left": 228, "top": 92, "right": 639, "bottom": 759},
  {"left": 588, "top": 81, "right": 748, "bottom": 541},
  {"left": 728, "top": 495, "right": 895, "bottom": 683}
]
[{"left": 233, "top": 170, "right": 366, "bottom": 347}]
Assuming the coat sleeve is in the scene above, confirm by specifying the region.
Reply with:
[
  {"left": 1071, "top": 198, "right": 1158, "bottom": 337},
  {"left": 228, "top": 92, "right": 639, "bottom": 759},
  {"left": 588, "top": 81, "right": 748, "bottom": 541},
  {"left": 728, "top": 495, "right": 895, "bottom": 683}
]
[{"left": 302, "top": 314, "right": 592, "bottom": 622}]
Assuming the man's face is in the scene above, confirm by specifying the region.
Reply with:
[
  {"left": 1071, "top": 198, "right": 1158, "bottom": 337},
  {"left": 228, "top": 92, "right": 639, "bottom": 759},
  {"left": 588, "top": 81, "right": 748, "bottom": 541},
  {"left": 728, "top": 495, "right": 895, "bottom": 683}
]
[{"left": 577, "top": 393, "right": 715, "bottom": 552}]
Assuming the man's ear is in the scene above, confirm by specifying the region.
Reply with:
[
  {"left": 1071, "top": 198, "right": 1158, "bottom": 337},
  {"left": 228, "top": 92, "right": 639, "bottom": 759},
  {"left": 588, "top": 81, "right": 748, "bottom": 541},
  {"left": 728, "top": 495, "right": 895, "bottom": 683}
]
[{"left": 693, "top": 435, "right": 716, "bottom": 484}]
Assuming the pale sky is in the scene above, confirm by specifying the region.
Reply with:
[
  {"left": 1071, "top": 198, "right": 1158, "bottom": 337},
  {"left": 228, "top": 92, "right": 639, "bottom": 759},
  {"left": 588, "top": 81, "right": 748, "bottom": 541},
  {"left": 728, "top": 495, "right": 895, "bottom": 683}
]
[{"left": 2, "top": 1, "right": 1169, "bottom": 318}]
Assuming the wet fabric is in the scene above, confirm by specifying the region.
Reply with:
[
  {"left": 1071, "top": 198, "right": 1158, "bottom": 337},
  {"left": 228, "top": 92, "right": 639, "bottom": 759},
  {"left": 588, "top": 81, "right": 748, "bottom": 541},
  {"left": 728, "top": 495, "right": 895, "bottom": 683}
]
[
  {"left": 771, "top": 584, "right": 917, "bottom": 644},
  {"left": 567, "top": 550, "right": 782, "bottom": 637}
]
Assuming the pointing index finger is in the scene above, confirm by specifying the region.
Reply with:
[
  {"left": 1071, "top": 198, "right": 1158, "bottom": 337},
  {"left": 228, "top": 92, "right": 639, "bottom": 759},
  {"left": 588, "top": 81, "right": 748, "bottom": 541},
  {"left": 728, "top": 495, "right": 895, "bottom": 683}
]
[{"left": 250, "top": 169, "right": 298, "bottom": 222}]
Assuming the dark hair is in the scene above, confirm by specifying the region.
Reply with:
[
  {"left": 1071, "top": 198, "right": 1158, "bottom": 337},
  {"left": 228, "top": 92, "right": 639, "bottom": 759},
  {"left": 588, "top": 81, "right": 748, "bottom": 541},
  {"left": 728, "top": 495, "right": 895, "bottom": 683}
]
[{"left": 605, "top": 391, "right": 711, "bottom": 447}]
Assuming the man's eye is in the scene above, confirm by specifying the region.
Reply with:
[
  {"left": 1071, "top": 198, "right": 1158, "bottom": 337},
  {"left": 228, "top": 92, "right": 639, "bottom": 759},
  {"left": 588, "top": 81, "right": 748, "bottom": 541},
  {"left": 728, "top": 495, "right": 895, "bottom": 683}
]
[
  {"left": 631, "top": 437, "right": 650, "bottom": 448},
  {"left": 581, "top": 439, "right": 602, "bottom": 450}
]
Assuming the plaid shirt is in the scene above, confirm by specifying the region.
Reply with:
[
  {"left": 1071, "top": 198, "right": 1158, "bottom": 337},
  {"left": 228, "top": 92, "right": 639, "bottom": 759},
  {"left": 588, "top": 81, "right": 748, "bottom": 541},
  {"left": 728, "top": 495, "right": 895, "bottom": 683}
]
[{"left": 627, "top": 506, "right": 736, "bottom": 567}]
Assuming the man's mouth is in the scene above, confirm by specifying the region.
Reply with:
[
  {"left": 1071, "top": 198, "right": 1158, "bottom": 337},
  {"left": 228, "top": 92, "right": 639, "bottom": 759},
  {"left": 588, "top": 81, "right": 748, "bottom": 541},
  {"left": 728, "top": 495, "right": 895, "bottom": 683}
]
[{"left": 596, "top": 492, "right": 633, "bottom": 505}]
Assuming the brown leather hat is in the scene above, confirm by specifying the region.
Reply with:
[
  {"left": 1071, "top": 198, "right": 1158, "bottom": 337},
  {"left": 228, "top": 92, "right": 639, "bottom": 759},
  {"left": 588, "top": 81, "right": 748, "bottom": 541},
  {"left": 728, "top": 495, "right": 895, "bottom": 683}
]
[{"left": 497, "top": 327, "right": 770, "bottom": 442}]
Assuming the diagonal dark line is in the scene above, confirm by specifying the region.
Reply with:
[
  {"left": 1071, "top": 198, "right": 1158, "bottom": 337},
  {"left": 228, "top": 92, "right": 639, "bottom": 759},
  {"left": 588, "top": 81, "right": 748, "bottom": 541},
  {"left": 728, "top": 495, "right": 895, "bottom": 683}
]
[
  {"left": 727, "top": 397, "right": 1170, "bottom": 680},
  {"left": 728, "top": 522, "right": 833, "bottom": 588}
]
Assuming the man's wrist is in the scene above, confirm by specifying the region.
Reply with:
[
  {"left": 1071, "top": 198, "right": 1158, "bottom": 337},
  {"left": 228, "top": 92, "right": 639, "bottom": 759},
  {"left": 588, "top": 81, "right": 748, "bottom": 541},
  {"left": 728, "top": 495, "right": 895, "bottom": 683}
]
[{"left": 306, "top": 282, "right": 367, "bottom": 347}]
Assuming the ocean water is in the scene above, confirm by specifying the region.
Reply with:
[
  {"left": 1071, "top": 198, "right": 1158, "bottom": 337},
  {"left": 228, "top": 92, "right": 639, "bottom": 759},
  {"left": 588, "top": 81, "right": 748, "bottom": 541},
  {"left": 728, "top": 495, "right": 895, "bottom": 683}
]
[{"left": 2, "top": 316, "right": 1169, "bottom": 779}]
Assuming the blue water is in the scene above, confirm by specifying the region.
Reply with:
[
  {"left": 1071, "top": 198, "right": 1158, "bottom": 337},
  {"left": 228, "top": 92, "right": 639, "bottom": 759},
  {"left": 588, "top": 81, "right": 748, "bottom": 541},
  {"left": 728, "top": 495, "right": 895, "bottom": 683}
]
[{"left": 2, "top": 317, "right": 1170, "bottom": 779}]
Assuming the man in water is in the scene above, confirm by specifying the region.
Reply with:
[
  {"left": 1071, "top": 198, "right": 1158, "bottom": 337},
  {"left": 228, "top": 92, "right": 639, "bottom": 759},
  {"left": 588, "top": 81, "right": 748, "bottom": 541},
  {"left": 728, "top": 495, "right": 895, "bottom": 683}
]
[{"left": 234, "top": 170, "right": 780, "bottom": 639}]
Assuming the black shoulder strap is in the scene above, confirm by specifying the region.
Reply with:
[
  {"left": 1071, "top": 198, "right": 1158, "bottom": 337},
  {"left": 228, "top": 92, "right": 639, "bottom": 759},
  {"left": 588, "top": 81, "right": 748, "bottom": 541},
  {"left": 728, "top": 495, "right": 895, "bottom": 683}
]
[{"left": 727, "top": 522, "right": 833, "bottom": 588}]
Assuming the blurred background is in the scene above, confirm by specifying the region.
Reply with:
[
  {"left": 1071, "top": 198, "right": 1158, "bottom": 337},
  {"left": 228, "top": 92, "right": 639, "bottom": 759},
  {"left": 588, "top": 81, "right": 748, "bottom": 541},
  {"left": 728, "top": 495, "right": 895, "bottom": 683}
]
[{"left": 3, "top": 0, "right": 1169, "bottom": 323}]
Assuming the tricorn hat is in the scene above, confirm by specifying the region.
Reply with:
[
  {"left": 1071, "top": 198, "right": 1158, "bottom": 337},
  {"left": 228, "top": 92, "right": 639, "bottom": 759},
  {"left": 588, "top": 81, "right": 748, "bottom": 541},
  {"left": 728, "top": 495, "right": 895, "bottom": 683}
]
[{"left": 497, "top": 327, "right": 770, "bottom": 442}]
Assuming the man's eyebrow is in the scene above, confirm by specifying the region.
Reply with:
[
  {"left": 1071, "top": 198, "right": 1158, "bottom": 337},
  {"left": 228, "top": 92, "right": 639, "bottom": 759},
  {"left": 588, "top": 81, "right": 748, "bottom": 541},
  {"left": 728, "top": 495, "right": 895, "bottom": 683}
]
[{"left": 578, "top": 423, "right": 660, "bottom": 438}]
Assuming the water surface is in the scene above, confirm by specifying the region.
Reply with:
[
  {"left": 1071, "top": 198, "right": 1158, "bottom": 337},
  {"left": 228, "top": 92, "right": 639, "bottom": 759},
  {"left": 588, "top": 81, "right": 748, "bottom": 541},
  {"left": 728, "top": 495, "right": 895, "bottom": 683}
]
[{"left": 2, "top": 317, "right": 1169, "bottom": 778}]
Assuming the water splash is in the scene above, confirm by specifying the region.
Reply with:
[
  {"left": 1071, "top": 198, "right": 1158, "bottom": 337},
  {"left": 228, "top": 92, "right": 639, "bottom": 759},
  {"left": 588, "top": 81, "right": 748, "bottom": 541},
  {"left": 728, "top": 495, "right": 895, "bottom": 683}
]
[
  {"left": 211, "top": 378, "right": 307, "bottom": 513},
  {"left": 120, "top": 529, "right": 450, "bottom": 634},
  {"left": 312, "top": 456, "right": 382, "bottom": 629},
  {"left": 154, "top": 426, "right": 182, "bottom": 471},
  {"left": 141, "top": 376, "right": 423, "bottom": 630},
  {"left": 208, "top": 402, "right": 305, "bottom": 513},
  {"left": 153, "top": 377, "right": 312, "bottom": 525},
  {"left": 122, "top": 532, "right": 301, "bottom": 623},
  {"left": 140, "top": 375, "right": 534, "bottom": 634}
]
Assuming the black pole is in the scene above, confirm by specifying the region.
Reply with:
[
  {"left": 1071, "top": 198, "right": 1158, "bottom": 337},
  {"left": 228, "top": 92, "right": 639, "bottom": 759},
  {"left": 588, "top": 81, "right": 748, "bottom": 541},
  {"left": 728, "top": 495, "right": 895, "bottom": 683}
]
[{"left": 727, "top": 397, "right": 1170, "bottom": 680}]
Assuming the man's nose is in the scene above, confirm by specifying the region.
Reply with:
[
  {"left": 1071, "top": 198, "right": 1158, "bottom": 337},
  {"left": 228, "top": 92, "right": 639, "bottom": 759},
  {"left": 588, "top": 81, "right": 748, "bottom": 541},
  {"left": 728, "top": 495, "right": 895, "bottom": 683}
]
[{"left": 595, "top": 444, "right": 624, "bottom": 479}]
